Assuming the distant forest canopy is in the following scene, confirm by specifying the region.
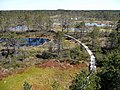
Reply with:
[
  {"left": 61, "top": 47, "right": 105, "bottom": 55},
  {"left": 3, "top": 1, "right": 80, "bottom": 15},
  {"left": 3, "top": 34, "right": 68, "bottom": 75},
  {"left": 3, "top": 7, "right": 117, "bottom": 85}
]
[
  {"left": 0, "top": 10, "right": 120, "bottom": 32},
  {"left": 0, "top": 10, "right": 120, "bottom": 20}
]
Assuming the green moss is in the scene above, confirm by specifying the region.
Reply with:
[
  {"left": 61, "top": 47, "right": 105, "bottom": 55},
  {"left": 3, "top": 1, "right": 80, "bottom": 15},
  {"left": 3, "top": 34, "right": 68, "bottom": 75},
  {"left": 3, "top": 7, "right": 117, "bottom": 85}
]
[{"left": 0, "top": 65, "right": 85, "bottom": 90}]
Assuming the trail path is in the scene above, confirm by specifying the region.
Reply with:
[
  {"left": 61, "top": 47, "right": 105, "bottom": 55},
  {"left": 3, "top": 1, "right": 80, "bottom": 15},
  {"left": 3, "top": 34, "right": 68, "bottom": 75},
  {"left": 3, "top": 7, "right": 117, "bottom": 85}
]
[{"left": 65, "top": 34, "right": 96, "bottom": 72}]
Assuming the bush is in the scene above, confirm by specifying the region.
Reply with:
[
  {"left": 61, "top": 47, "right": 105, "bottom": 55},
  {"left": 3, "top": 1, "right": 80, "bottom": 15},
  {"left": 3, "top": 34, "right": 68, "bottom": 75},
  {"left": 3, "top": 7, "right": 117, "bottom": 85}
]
[
  {"left": 70, "top": 71, "right": 101, "bottom": 90},
  {"left": 98, "top": 69, "right": 120, "bottom": 90},
  {"left": 23, "top": 81, "right": 32, "bottom": 90},
  {"left": 52, "top": 80, "right": 59, "bottom": 90},
  {"left": 36, "top": 51, "right": 58, "bottom": 59}
]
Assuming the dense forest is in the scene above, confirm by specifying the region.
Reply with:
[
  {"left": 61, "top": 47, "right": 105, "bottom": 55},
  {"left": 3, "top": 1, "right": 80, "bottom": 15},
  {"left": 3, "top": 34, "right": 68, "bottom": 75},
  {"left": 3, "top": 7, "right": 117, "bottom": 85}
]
[{"left": 0, "top": 10, "right": 120, "bottom": 90}]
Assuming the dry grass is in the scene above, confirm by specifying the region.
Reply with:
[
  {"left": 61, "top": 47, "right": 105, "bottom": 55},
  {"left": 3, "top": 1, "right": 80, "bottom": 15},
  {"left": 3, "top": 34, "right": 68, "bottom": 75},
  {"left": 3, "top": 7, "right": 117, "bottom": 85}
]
[
  {"left": 0, "top": 61, "right": 87, "bottom": 90},
  {"left": 63, "top": 40, "right": 78, "bottom": 49}
]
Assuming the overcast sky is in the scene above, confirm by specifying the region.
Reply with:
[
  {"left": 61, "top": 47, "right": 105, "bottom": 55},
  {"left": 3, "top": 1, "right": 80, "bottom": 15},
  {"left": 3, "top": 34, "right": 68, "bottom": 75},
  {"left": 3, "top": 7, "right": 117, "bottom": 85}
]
[{"left": 0, "top": 0, "right": 120, "bottom": 10}]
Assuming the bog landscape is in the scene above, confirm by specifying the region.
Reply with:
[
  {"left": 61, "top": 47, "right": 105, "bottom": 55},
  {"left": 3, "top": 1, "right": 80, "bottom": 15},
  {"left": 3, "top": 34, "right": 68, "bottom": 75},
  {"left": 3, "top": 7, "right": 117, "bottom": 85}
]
[{"left": 0, "top": 10, "right": 120, "bottom": 90}]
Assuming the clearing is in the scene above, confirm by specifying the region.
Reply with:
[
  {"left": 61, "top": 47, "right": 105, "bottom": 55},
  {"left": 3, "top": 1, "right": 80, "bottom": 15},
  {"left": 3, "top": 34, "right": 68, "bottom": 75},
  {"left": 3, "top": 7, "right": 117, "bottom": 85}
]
[{"left": 0, "top": 60, "right": 88, "bottom": 90}]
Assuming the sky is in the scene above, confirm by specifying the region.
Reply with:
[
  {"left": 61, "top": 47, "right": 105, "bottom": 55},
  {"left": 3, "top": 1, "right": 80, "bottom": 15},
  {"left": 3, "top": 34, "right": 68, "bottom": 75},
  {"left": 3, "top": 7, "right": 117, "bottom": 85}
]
[{"left": 0, "top": 0, "right": 120, "bottom": 10}]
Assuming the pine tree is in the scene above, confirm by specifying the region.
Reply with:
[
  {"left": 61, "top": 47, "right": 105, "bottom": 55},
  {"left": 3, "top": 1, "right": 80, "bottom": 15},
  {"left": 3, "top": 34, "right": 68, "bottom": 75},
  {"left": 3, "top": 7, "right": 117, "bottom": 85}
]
[{"left": 70, "top": 71, "right": 101, "bottom": 90}]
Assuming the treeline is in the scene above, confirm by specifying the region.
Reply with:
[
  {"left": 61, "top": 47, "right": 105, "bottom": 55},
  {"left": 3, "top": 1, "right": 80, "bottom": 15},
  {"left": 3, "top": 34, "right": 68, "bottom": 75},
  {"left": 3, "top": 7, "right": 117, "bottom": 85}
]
[{"left": 0, "top": 10, "right": 120, "bottom": 33}]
